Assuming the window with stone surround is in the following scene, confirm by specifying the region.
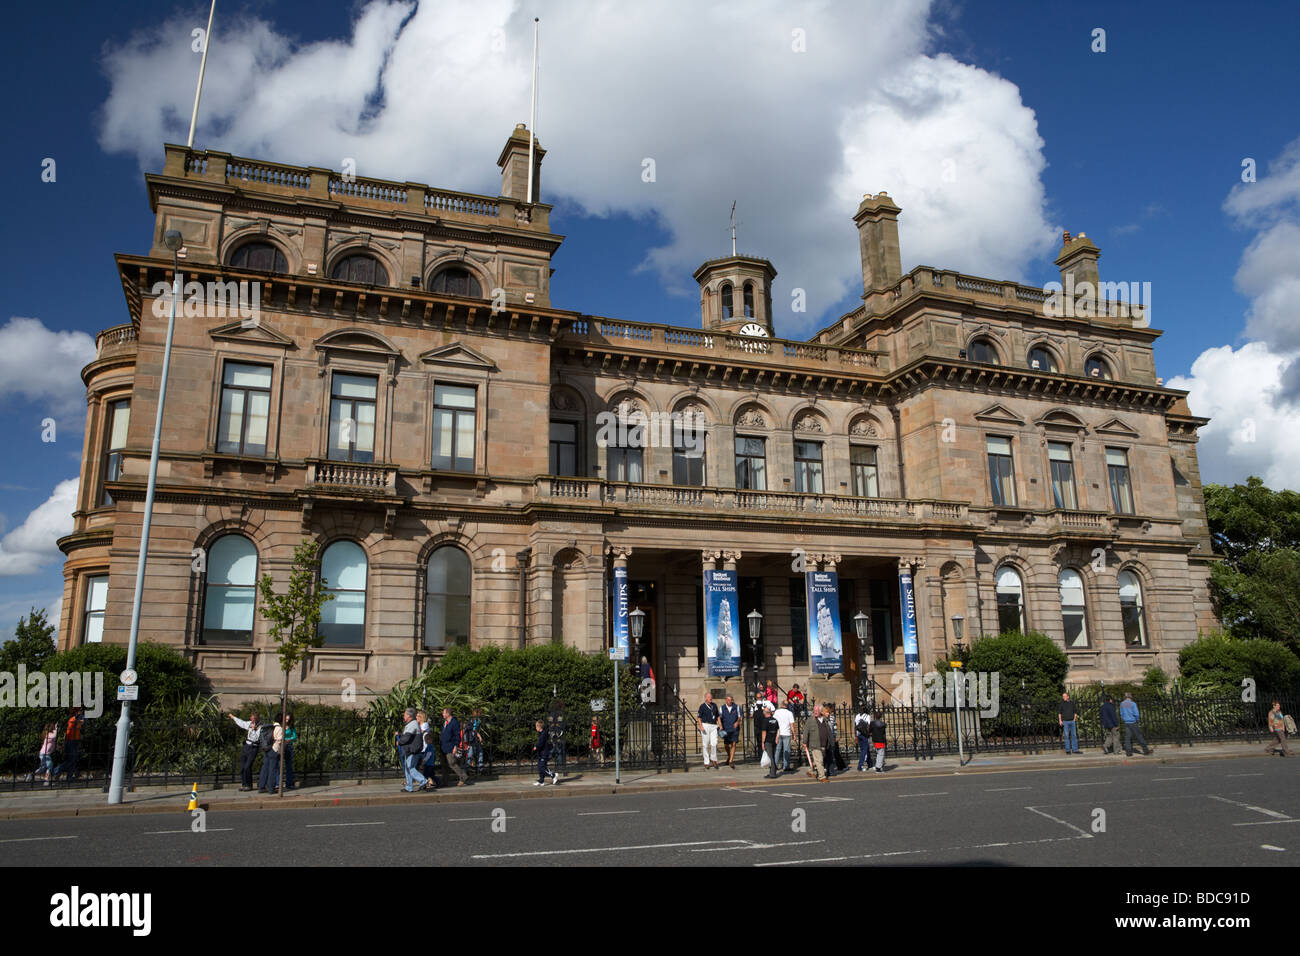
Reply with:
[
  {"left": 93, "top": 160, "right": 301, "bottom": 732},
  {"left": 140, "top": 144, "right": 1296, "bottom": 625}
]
[
  {"left": 850, "top": 445, "right": 879, "bottom": 497},
  {"left": 1085, "top": 354, "right": 1113, "bottom": 380},
  {"left": 1107, "top": 447, "right": 1135, "bottom": 514},
  {"left": 228, "top": 240, "right": 288, "bottom": 274},
  {"left": 1118, "top": 570, "right": 1148, "bottom": 647},
  {"left": 1059, "top": 567, "right": 1088, "bottom": 648},
  {"left": 432, "top": 384, "right": 476, "bottom": 472},
  {"left": 1048, "top": 441, "right": 1078, "bottom": 510},
  {"left": 1028, "top": 345, "right": 1059, "bottom": 372},
  {"left": 986, "top": 435, "right": 1017, "bottom": 506},
  {"left": 217, "top": 362, "right": 271, "bottom": 457},
  {"left": 330, "top": 253, "right": 389, "bottom": 286},
  {"left": 968, "top": 337, "right": 999, "bottom": 365},
  {"left": 549, "top": 420, "right": 579, "bottom": 475},
  {"left": 425, "top": 546, "right": 470, "bottom": 650},
  {"left": 82, "top": 575, "right": 108, "bottom": 644},
  {"left": 995, "top": 566, "right": 1025, "bottom": 634},
  {"left": 99, "top": 399, "right": 130, "bottom": 506},
  {"left": 327, "top": 373, "right": 377, "bottom": 462},
  {"left": 720, "top": 283, "right": 734, "bottom": 320},
  {"left": 319, "top": 541, "right": 367, "bottom": 647},
  {"left": 202, "top": 535, "right": 258, "bottom": 644},
  {"left": 743, "top": 282, "right": 755, "bottom": 318},
  {"left": 735, "top": 435, "right": 767, "bottom": 490},
  {"left": 794, "top": 440, "right": 824, "bottom": 494},
  {"left": 429, "top": 266, "right": 482, "bottom": 298}
]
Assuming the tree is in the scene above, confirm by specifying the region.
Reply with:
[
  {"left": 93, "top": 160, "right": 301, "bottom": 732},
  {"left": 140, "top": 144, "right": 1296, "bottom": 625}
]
[
  {"left": 0, "top": 608, "right": 57, "bottom": 673},
  {"left": 1205, "top": 478, "right": 1300, "bottom": 651},
  {"left": 258, "top": 538, "right": 332, "bottom": 795},
  {"left": 964, "top": 630, "right": 1070, "bottom": 702},
  {"left": 1177, "top": 632, "right": 1300, "bottom": 695}
]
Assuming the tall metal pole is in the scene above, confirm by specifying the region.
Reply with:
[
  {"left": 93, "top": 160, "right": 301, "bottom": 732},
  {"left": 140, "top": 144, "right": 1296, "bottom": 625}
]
[
  {"left": 613, "top": 658, "right": 620, "bottom": 784},
  {"left": 526, "top": 17, "right": 539, "bottom": 205},
  {"left": 109, "top": 234, "right": 183, "bottom": 804},
  {"left": 186, "top": 0, "right": 217, "bottom": 148}
]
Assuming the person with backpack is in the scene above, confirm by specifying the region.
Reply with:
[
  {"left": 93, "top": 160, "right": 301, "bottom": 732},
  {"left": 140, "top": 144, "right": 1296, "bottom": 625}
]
[
  {"left": 1266, "top": 700, "right": 1291, "bottom": 757},
  {"left": 534, "top": 718, "right": 559, "bottom": 785},
  {"left": 441, "top": 708, "right": 468, "bottom": 786},
  {"left": 398, "top": 708, "right": 429, "bottom": 792},
  {"left": 25, "top": 722, "right": 58, "bottom": 784},
  {"left": 871, "top": 711, "right": 887, "bottom": 772},
  {"left": 1099, "top": 694, "right": 1121, "bottom": 755},
  {"left": 228, "top": 710, "right": 262, "bottom": 791},
  {"left": 854, "top": 710, "right": 874, "bottom": 771},
  {"left": 257, "top": 717, "right": 284, "bottom": 793}
]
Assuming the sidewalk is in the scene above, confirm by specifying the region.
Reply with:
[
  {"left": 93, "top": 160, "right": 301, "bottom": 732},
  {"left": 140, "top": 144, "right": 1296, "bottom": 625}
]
[{"left": 0, "top": 741, "right": 1277, "bottom": 820}]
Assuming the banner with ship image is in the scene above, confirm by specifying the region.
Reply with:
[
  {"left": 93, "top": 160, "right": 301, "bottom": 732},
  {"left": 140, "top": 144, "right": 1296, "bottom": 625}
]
[
  {"left": 806, "top": 570, "right": 843, "bottom": 675},
  {"left": 704, "top": 568, "right": 741, "bottom": 678}
]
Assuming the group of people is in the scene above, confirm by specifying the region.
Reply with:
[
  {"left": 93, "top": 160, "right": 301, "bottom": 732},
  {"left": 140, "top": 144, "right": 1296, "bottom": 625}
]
[
  {"left": 1057, "top": 690, "right": 1153, "bottom": 757},
  {"left": 227, "top": 711, "right": 298, "bottom": 792},
  {"left": 23, "top": 706, "right": 86, "bottom": 784},
  {"left": 395, "top": 707, "right": 487, "bottom": 792}
]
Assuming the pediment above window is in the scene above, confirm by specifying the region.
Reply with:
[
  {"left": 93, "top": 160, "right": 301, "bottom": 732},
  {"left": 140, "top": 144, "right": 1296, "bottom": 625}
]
[
  {"left": 208, "top": 320, "right": 295, "bottom": 348},
  {"left": 419, "top": 342, "right": 498, "bottom": 371},
  {"left": 1036, "top": 409, "right": 1087, "bottom": 430},
  {"left": 1095, "top": 417, "right": 1140, "bottom": 437},
  {"left": 974, "top": 403, "right": 1025, "bottom": 426},
  {"left": 313, "top": 327, "right": 403, "bottom": 360}
]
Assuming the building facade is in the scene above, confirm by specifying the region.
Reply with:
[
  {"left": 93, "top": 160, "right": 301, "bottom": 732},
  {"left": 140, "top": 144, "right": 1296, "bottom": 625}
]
[{"left": 58, "top": 128, "right": 1218, "bottom": 706}]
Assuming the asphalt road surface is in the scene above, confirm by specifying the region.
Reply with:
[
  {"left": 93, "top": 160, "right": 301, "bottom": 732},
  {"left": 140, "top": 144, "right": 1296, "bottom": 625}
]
[{"left": 2, "top": 755, "right": 1296, "bottom": 866}]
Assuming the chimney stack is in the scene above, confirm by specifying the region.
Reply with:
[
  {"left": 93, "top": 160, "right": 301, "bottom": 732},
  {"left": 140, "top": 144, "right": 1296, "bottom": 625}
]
[
  {"left": 854, "top": 192, "right": 903, "bottom": 294},
  {"left": 1055, "top": 231, "right": 1101, "bottom": 290},
  {"left": 497, "top": 124, "right": 545, "bottom": 202}
]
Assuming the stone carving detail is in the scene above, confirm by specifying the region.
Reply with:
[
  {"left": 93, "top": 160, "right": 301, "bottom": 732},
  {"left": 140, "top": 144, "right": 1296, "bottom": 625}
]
[
  {"left": 736, "top": 406, "right": 767, "bottom": 428},
  {"left": 551, "top": 389, "right": 578, "bottom": 411},
  {"left": 677, "top": 402, "right": 708, "bottom": 426},
  {"left": 849, "top": 418, "right": 878, "bottom": 437},
  {"left": 794, "top": 414, "right": 825, "bottom": 433},
  {"left": 614, "top": 397, "right": 646, "bottom": 421}
]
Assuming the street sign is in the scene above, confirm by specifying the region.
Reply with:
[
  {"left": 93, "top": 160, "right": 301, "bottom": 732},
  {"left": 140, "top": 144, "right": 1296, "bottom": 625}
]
[
  {"left": 116, "top": 685, "right": 139, "bottom": 702},
  {"left": 590, "top": 698, "right": 606, "bottom": 712},
  {"left": 120, "top": 669, "right": 138, "bottom": 686},
  {"left": 949, "top": 661, "right": 963, "bottom": 668}
]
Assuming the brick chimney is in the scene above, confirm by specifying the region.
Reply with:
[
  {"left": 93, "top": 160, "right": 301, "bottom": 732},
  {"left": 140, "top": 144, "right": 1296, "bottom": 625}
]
[
  {"left": 853, "top": 192, "right": 903, "bottom": 293},
  {"left": 497, "top": 123, "right": 545, "bottom": 203},
  {"left": 1055, "top": 230, "right": 1101, "bottom": 290}
]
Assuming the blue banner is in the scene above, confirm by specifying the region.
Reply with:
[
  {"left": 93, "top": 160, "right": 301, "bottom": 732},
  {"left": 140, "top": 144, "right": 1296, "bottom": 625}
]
[
  {"left": 612, "top": 565, "right": 629, "bottom": 660},
  {"left": 899, "top": 570, "right": 918, "bottom": 673},
  {"left": 704, "top": 569, "right": 740, "bottom": 677},
  {"left": 807, "top": 570, "right": 843, "bottom": 675}
]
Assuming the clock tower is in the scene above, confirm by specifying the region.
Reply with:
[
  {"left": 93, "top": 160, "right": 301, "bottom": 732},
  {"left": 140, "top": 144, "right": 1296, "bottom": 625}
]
[{"left": 693, "top": 254, "right": 777, "bottom": 338}]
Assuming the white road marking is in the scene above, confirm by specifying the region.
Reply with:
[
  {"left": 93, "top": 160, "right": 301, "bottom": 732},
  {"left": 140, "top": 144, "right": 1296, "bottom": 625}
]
[
  {"left": 1227, "top": 772, "right": 1265, "bottom": 777},
  {"left": 1153, "top": 777, "right": 1195, "bottom": 782},
  {"left": 1064, "top": 781, "right": 1111, "bottom": 787},
  {"left": 577, "top": 810, "right": 640, "bottom": 816},
  {"left": 449, "top": 816, "right": 516, "bottom": 822},
  {"left": 1025, "top": 806, "right": 1093, "bottom": 838},
  {"left": 1234, "top": 819, "right": 1300, "bottom": 827},
  {"left": 679, "top": 804, "right": 757, "bottom": 811},
  {"left": 1261, "top": 844, "right": 1286, "bottom": 851},
  {"left": 985, "top": 787, "right": 1032, "bottom": 792},
  {"left": 474, "top": 839, "right": 749, "bottom": 859},
  {"left": 304, "top": 822, "right": 387, "bottom": 828},
  {"left": 897, "top": 792, "right": 948, "bottom": 797},
  {"left": 1207, "top": 794, "right": 1291, "bottom": 820},
  {"left": 756, "top": 848, "right": 924, "bottom": 866},
  {"left": 691, "top": 839, "right": 825, "bottom": 853},
  {"left": 0, "top": 835, "right": 78, "bottom": 844},
  {"left": 143, "top": 828, "right": 233, "bottom": 834}
]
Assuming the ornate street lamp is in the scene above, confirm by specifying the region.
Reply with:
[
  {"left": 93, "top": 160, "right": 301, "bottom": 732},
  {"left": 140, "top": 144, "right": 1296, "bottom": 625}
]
[
  {"left": 951, "top": 614, "right": 966, "bottom": 658},
  {"left": 629, "top": 607, "right": 646, "bottom": 674},
  {"left": 853, "top": 610, "right": 871, "bottom": 711},
  {"left": 746, "top": 609, "right": 763, "bottom": 700}
]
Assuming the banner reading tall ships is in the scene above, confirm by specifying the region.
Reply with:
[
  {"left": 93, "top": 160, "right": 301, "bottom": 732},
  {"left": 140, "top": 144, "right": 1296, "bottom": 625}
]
[
  {"left": 612, "top": 565, "right": 629, "bottom": 660},
  {"left": 806, "top": 570, "right": 843, "bottom": 675},
  {"left": 899, "top": 568, "right": 919, "bottom": 672},
  {"left": 703, "top": 569, "right": 740, "bottom": 677}
]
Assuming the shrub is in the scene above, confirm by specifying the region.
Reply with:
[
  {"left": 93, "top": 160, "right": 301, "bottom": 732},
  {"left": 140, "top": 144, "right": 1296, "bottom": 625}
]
[
  {"left": 966, "top": 630, "right": 1069, "bottom": 702},
  {"left": 1178, "top": 633, "right": 1300, "bottom": 695}
]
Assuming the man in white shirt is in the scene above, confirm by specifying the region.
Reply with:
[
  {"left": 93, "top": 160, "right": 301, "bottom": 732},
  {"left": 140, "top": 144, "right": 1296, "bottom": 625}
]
[
  {"left": 772, "top": 703, "right": 795, "bottom": 773},
  {"left": 227, "top": 711, "right": 261, "bottom": 792},
  {"left": 854, "top": 710, "right": 874, "bottom": 771}
]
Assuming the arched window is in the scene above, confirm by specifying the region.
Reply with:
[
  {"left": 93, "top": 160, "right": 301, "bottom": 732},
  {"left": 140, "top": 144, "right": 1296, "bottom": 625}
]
[
  {"left": 743, "top": 282, "right": 755, "bottom": 318},
  {"left": 968, "top": 338, "right": 998, "bottom": 365},
  {"left": 429, "top": 267, "right": 482, "bottom": 298},
  {"left": 425, "top": 546, "right": 470, "bottom": 650},
  {"left": 1028, "top": 346, "right": 1059, "bottom": 372},
  {"left": 1118, "top": 570, "right": 1148, "bottom": 647},
  {"left": 720, "top": 283, "right": 734, "bottom": 320},
  {"left": 319, "top": 541, "right": 367, "bottom": 646},
  {"left": 1085, "top": 354, "right": 1112, "bottom": 380},
  {"left": 995, "top": 566, "right": 1025, "bottom": 634},
  {"left": 228, "top": 241, "right": 288, "bottom": 274},
  {"left": 203, "top": 535, "right": 257, "bottom": 643},
  {"left": 1059, "top": 568, "right": 1088, "bottom": 648},
  {"left": 330, "top": 254, "right": 389, "bottom": 286}
]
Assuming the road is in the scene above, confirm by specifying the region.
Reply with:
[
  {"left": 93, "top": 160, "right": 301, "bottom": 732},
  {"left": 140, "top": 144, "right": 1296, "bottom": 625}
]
[{"left": 2, "top": 755, "right": 1296, "bottom": 866}]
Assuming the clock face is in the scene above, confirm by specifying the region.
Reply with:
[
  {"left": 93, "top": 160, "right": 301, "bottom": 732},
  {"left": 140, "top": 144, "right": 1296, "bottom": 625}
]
[{"left": 738, "top": 322, "right": 769, "bottom": 338}]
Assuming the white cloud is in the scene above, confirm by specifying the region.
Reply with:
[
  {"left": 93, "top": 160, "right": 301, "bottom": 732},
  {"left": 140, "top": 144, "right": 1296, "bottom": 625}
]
[
  {"left": 97, "top": 0, "right": 1056, "bottom": 333},
  {"left": 0, "top": 318, "right": 95, "bottom": 416},
  {"left": 0, "top": 479, "right": 79, "bottom": 576},
  {"left": 0, "top": 593, "right": 63, "bottom": 645}
]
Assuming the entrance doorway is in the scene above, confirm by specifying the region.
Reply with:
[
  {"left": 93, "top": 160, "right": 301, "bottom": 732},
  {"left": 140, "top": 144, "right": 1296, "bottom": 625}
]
[{"left": 629, "top": 580, "right": 658, "bottom": 698}]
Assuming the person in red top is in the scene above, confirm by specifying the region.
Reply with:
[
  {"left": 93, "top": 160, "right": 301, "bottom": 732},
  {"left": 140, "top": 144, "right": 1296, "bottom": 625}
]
[
  {"left": 786, "top": 683, "right": 806, "bottom": 717},
  {"left": 50, "top": 707, "right": 84, "bottom": 783},
  {"left": 590, "top": 716, "right": 604, "bottom": 767}
]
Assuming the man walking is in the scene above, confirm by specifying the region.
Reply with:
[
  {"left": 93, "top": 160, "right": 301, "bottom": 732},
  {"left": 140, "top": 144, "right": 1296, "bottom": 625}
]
[
  {"left": 773, "top": 699, "right": 795, "bottom": 773},
  {"left": 760, "top": 702, "right": 780, "bottom": 778},
  {"left": 720, "top": 694, "right": 741, "bottom": 769},
  {"left": 1099, "top": 694, "right": 1121, "bottom": 755},
  {"left": 257, "top": 716, "right": 284, "bottom": 793},
  {"left": 870, "top": 711, "right": 887, "bottom": 772},
  {"left": 548, "top": 700, "right": 568, "bottom": 777},
  {"left": 1266, "top": 700, "right": 1290, "bottom": 756},
  {"left": 441, "top": 708, "right": 469, "bottom": 786},
  {"left": 1119, "top": 692, "right": 1152, "bottom": 756},
  {"left": 697, "top": 692, "right": 720, "bottom": 768},
  {"left": 227, "top": 710, "right": 261, "bottom": 791},
  {"left": 854, "top": 709, "right": 874, "bottom": 771},
  {"left": 801, "top": 703, "right": 829, "bottom": 782},
  {"left": 49, "top": 707, "right": 85, "bottom": 783},
  {"left": 397, "top": 708, "right": 428, "bottom": 792},
  {"left": 1058, "top": 691, "right": 1081, "bottom": 754}
]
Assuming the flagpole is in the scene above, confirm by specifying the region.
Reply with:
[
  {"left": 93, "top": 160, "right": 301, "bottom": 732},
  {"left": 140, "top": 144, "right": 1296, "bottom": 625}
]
[
  {"left": 526, "top": 17, "right": 539, "bottom": 205},
  {"left": 187, "top": 0, "right": 217, "bottom": 148}
]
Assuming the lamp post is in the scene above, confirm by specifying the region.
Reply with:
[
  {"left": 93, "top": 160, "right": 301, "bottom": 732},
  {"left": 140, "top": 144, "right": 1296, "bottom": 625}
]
[
  {"left": 747, "top": 609, "right": 762, "bottom": 699},
  {"left": 950, "top": 614, "right": 967, "bottom": 766},
  {"left": 853, "top": 610, "right": 871, "bottom": 712},
  {"left": 623, "top": 607, "right": 645, "bottom": 785},
  {"left": 951, "top": 614, "right": 966, "bottom": 658},
  {"left": 109, "top": 229, "right": 184, "bottom": 805}
]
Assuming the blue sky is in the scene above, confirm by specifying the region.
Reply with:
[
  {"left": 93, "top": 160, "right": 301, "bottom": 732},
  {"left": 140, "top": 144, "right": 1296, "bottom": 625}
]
[{"left": 1, "top": 0, "right": 1298, "bottom": 639}]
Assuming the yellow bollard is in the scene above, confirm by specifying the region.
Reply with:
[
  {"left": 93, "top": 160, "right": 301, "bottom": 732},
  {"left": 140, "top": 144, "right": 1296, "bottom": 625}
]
[{"left": 187, "top": 782, "right": 198, "bottom": 812}]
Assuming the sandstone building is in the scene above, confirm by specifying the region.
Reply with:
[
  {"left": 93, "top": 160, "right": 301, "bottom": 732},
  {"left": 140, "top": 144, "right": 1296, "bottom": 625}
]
[{"left": 58, "top": 128, "right": 1218, "bottom": 705}]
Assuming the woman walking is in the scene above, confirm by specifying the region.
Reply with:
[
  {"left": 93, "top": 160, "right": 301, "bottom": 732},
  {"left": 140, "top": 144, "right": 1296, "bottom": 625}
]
[{"left": 25, "top": 722, "right": 57, "bottom": 784}]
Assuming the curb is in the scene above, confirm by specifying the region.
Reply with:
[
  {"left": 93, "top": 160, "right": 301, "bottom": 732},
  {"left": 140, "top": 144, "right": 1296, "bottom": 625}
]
[{"left": 0, "top": 747, "right": 1273, "bottom": 820}]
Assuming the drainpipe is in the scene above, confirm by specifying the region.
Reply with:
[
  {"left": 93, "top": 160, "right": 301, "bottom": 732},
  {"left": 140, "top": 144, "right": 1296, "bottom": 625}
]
[
  {"left": 891, "top": 406, "right": 907, "bottom": 499},
  {"left": 516, "top": 548, "right": 532, "bottom": 648}
]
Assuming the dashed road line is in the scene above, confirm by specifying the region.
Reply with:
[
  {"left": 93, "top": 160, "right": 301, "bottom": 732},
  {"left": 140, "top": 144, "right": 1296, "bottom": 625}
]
[
  {"left": 1025, "top": 805, "right": 1093, "bottom": 838},
  {"left": 305, "top": 822, "right": 386, "bottom": 828},
  {"left": 1207, "top": 794, "right": 1291, "bottom": 820},
  {"left": 679, "top": 804, "right": 757, "bottom": 811}
]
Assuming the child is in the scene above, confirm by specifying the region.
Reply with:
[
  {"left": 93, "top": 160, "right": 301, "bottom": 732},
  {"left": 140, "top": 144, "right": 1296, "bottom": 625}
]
[
  {"left": 590, "top": 716, "right": 604, "bottom": 767},
  {"left": 533, "top": 719, "right": 559, "bottom": 786},
  {"left": 871, "top": 711, "right": 887, "bottom": 773},
  {"left": 26, "top": 723, "right": 57, "bottom": 784}
]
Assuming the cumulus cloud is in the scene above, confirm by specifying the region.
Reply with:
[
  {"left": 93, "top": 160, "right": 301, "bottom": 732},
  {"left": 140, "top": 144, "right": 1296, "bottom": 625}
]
[
  {"left": 0, "top": 318, "right": 95, "bottom": 417},
  {"left": 0, "top": 479, "right": 79, "bottom": 576},
  {"left": 97, "top": 0, "right": 1056, "bottom": 332}
]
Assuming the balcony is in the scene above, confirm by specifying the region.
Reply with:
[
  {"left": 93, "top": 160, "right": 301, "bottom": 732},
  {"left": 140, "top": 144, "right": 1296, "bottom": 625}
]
[
  {"left": 306, "top": 460, "right": 397, "bottom": 495},
  {"left": 94, "top": 324, "right": 137, "bottom": 361}
]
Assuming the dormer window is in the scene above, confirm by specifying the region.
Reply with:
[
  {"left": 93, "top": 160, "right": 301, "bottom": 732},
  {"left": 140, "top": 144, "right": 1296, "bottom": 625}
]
[
  {"left": 968, "top": 337, "right": 998, "bottom": 365},
  {"left": 429, "top": 267, "right": 482, "bottom": 298},
  {"left": 228, "top": 241, "right": 288, "bottom": 274},
  {"left": 330, "top": 254, "right": 389, "bottom": 286},
  {"left": 1085, "top": 355, "right": 1112, "bottom": 380},
  {"left": 743, "top": 282, "right": 755, "bottom": 318},
  {"left": 1028, "top": 346, "right": 1058, "bottom": 372},
  {"left": 720, "top": 283, "right": 734, "bottom": 320}
]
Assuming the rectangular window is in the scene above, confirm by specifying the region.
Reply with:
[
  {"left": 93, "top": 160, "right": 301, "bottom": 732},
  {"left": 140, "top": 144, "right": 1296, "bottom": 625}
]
[
  {"left": 83, "top": 575, "right": 108, "bottom": 644},
  {"left": 789, "top": 577, "right": 807, "bottom": 665},
  {"left": 432, "top": 384, "right": 476, "bottom": 472},
  {"left": 607, "top": 446, "right": 644, "bottom": 482},
  {"left": 672, "top": 427, "right": 706, "bottom": 486},
  {"left": 217, "top": 363, "right": 271, "bottom": 457},
  {"left": 850, "top": 445, "right": 879, "bottom": 497},
  {"left": 1048, "top": 441, "right": 1077, "bottom": 510},
  {"left": 100, "top": 400, "right": 130, "bottom": 506},
  {"left": 549, "top": 420, "right": 578, "bottom": 476},
  {"left": 735, "top": 436, "right": 766, "bottom": 490},
  {"left": 1107, "top": 447, "right": 1134, "bottom": 514},
  {"left": 986, "top": 435, "right": 1016, "bottom": 506},
  {"left": 328, "top": 373, "right": 377, "bottom": 462},
  {"left": 794, "top": 441, "right": 824, "bottom": 494}
]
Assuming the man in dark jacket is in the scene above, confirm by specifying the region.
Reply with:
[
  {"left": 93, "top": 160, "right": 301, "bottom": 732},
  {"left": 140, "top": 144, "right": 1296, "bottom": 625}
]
[
  {"left": 1099, "top": 694, "right": 1121, "bottom": 755},
  {"left": 441, "top": 708, "right": 468, "bottom": 786}
]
